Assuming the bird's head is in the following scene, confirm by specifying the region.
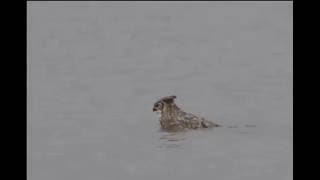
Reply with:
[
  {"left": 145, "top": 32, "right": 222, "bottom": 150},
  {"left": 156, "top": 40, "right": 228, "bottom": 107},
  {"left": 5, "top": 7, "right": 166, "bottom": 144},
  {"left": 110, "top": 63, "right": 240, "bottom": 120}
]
[{"left": 152, "top": 95, "right": 177, "bottom": 116}]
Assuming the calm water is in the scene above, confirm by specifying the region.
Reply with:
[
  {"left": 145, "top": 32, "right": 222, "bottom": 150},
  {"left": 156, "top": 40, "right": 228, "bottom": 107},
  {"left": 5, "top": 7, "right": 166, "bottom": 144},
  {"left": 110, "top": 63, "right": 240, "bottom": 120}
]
[{"left": 27, "top": 2, "right": 292, "bottom": 180}]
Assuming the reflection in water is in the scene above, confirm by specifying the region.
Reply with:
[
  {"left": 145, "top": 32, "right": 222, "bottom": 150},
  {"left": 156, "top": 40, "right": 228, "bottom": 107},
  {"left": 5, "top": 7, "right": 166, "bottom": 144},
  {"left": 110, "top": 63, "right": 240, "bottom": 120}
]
[
  {"left": 157, "top": 131, "right": 187, "bottom": 149},
  {"left": 245, "top": 124, "right": 257, "bottom": 128},
  {"left": 160, "top": 132, "right": 186, "bottom": 141},
  {"left": 155, "top": 124, "right": 258, "bottom": 149}
]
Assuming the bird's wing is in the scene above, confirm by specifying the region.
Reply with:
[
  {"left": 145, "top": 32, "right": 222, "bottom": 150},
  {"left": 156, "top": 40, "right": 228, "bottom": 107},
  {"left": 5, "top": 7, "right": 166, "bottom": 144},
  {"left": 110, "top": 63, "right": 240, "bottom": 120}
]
[{"left": 177, "top": 112, "right": 202, "bottom": 128}]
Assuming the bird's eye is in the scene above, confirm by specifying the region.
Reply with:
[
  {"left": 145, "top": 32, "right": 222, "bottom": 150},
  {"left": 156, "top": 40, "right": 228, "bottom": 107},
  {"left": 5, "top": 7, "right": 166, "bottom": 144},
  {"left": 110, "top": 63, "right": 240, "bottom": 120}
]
[{"left": 155, "top": 103, "right": 162, "bottom": 108}]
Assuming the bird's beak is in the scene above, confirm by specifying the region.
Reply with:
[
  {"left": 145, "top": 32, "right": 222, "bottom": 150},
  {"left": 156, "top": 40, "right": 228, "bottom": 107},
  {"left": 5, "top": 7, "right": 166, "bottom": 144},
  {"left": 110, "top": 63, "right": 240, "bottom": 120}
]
[{"left": 152, "top": 108, "right": 156, "bottom": 112}]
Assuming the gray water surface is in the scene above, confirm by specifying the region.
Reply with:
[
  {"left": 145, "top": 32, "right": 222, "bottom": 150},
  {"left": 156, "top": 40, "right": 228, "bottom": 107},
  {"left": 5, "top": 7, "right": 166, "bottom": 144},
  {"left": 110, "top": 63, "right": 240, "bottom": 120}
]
[{"left": 27, "top": 2, "right": 292, "bottom": 180}]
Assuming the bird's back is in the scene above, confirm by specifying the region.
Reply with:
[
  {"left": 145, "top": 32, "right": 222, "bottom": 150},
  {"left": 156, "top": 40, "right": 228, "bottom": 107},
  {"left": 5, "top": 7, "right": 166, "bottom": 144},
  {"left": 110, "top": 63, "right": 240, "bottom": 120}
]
[{"left": 177, "top": 110, "right": 218, "bottom": 129}]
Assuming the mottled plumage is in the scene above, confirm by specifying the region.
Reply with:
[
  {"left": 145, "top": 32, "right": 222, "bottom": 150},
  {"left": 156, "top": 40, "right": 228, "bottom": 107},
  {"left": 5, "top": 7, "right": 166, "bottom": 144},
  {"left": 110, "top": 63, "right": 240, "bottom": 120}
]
[{"left": 152, "top": 95, "right": 219, "bottom": 131}]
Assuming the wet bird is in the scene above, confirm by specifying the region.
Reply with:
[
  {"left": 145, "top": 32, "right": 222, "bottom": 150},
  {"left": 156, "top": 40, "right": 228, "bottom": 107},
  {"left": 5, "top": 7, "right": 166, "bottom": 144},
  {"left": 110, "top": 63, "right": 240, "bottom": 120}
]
[{"left": 152, "top": 95, "right": 219, "bottom": 131}]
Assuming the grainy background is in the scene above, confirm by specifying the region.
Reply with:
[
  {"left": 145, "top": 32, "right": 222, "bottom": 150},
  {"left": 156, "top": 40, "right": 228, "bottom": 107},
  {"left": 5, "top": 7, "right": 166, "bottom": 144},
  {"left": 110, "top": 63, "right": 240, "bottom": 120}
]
[{"left": 27, "top": 2, "right": 292, "bottom": 180}]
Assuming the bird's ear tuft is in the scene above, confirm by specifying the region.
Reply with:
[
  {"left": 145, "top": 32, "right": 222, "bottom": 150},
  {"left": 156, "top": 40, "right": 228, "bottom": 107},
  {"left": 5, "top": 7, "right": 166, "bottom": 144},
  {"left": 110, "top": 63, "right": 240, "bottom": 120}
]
[
  {"left": 160, "top": 95, "right": 177, "bottom": 103},
  {"left": 170, "top": 95, "right": 177, "bottom": 99}
]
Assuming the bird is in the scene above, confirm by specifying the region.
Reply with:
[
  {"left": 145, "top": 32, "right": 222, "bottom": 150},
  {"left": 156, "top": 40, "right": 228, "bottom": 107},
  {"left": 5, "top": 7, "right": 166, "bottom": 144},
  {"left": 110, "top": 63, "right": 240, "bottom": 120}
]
[{"left": 152, "top": 95, "right": 220, "bottom": 131}]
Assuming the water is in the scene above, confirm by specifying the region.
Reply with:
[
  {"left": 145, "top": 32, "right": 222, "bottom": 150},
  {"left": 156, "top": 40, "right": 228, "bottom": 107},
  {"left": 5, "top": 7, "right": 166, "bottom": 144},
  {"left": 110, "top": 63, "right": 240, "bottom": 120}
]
[{"left": 27, "top": 2, "right": 292, "bottom": 180}]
